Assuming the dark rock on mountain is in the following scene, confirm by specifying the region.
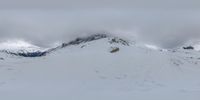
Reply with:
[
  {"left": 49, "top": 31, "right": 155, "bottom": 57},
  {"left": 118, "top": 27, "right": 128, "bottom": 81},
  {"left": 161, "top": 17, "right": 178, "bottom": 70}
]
[
  {"left": 1, "top": 50, "right": 47, "bottom": 57},
  {"left": 61, "top": 34, "right": 108, "bottom": 47},
  {"left": 110, "top": 47, "right": 120, "bottom": 53},
  {"left": 183, "top": 46, "right": 194, "bottom": 50},
  {"left": 16, "top": 52, "right": 47, "bottom": 57},
  {"left": 109, "top": 38, "right": 129, "bottom": 46}
]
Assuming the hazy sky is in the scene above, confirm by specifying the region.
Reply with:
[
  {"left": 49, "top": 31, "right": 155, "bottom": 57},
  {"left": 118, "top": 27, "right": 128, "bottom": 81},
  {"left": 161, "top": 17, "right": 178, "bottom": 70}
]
[
  {"left": 0, "top": 0, "right": 200, "bottom": 10},
  {"left": 0, "top": 0, "right": 200, "bottom": 48}
]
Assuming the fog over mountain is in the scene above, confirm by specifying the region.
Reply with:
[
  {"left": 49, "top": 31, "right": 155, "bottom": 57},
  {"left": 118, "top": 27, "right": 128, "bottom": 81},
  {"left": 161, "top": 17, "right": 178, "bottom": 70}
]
[
  {"left": 1, "top": 1, "right": 200, "bottom": 100},
  {"left": 0, "top": 0, "right": 200, "bottom": 48}
]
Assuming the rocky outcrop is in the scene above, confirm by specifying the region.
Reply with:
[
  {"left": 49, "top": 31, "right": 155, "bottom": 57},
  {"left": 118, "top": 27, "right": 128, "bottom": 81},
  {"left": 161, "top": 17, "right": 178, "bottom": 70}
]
[
  {"left": 109, "top": 38, "right": 129, "bottom": 46},
  {"left": 110, "top": 47, "right": 120, "bottom": 53},
  {"left": 1, "top": 50, "right": 47, "bottom": 57},
  {"left": 61, "top": 34, "right": 108, "bottom": 47},
  {"left": 183, "top": 46, "right": 194, "bottom": 50}
]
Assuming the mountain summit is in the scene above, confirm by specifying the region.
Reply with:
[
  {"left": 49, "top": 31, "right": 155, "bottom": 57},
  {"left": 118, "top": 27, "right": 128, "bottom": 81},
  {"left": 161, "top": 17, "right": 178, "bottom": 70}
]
[{"left": 0, "top": 34, "right": 129, "bottom": 57}]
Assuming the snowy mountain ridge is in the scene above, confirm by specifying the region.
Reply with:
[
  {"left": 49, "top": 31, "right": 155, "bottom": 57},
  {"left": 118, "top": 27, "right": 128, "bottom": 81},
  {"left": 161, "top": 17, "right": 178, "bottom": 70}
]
[
  {"left": 0, "top": 34, "right": 130, "bottom": 57},
  {"left": 0, "top": 33, "right": 200, "bottom": 58}
]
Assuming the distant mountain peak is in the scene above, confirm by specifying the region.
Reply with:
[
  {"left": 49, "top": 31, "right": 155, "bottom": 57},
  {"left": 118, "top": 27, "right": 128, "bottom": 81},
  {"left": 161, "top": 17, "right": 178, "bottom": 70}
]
[
  {"left": 0, "top": 34, "right": 130, "bottom": 57},
  {"left": 61, "top": 34, "right": 108, "bottom": 47}
]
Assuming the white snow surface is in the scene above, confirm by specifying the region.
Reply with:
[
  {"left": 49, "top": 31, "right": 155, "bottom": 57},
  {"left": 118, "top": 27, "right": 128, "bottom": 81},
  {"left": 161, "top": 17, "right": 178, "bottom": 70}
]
[
  {"left": 0, "top": 40, "right": 47, "bottom": 53},
  {"left": 194, "top": 43, "right": 200, "bottom": 51},
  {"left": 0, "top": 37, "right": 200, "bottom": 100}
]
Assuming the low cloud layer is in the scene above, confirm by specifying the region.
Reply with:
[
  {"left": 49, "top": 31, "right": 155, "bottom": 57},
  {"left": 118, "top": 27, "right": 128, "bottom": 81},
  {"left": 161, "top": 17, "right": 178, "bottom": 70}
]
[{"left": 0, "top": 0, "right": 200, "bottom": 48}]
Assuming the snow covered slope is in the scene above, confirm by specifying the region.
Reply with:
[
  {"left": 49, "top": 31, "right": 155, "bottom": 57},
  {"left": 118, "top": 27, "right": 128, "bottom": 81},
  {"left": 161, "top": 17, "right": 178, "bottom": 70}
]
[{"left": 0, "top": 34, "right": 200, "bottom": 100}]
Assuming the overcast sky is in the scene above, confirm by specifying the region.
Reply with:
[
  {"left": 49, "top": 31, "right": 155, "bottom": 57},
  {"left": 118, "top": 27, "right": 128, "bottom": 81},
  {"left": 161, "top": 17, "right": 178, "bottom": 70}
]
[
  {"left": 0, "top": 0, "right": 200, "bottom": 48},
  {"left": 0, "top": 0, "right": 200, "bottom": 10}
]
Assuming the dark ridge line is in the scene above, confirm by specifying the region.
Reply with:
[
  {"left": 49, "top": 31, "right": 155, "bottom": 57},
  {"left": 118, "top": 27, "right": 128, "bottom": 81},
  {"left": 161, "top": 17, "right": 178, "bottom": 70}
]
[
  {"left": 45, "top": 34, "right": 109, "bottom": 53},
  {"left": 1, "top": 50, "right": 47, "bottom": 57},
  {"left": 61, "top": 34, "right": 108, "bottom": 48}
]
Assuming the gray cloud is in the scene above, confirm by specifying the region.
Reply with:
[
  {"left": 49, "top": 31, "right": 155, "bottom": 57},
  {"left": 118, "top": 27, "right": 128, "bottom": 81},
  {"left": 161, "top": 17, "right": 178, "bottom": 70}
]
[
  {"left": 0, "top": 0, "right": 200, "bottom": 48},
  {"left": 0, "top": 0, "right": 200, "bottom": 10}
]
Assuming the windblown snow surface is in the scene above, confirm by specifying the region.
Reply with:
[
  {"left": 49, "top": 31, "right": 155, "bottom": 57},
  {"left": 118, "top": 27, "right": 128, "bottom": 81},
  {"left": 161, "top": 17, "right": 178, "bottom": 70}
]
[{"left": 0, "top": 34, "right": 200, "bottom": 100}]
